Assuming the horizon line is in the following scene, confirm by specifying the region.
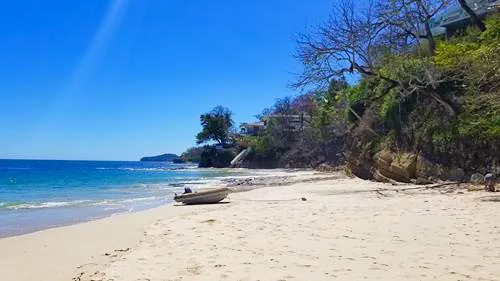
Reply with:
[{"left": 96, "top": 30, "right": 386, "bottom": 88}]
[{"left": 0, "top": 158, "right": 139, "bottom": 162}]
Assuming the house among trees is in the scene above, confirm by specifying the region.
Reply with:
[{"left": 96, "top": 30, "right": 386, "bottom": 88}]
[
  {"left": 431, "top": 0, "right": 500, "bottom": 36},
  {"left": 239, "top": 114, "right": 311, "bottom": 136},
  {"left": 239, "top": 122, "right": 266, "bottom": 136},
  {"left": 264, "top": 114, "right": 311, "bottom": 132}
]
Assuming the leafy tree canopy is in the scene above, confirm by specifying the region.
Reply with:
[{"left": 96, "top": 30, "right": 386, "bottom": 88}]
[{"left": 196, "top": 106, "right": 234, "bottom": 145}]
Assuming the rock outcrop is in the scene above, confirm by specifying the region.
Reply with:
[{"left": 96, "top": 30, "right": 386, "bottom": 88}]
[
  {"left": 347, "top": 149, "right": 473, "bottom": 184},
  {"left": 346, "top": 152, "right": 373, "bottom": 180},
  {"left": 372, "top": 150, "right": 417, "bottom": 183},
  {"left": 198, "top": 146, "right": 237, "bottom": 168}
]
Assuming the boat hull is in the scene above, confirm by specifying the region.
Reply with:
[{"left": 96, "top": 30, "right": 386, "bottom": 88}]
[{"left": 174, "top": 188, "right": 231, "bottom": 205}]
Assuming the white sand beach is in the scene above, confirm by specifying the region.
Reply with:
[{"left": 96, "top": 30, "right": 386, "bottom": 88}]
[{"left": 1, "top": 171, "right": 499, "bottom": 281}]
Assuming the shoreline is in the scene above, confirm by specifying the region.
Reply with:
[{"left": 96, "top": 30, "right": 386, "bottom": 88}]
[
  {"left": 1, "top": 171, "right": 499, "bottom": 281},
  {"left": 0, "top": 168, "right": 330, "bottom": 238}
]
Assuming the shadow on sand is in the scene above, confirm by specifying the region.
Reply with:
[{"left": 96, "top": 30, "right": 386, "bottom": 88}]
[{"left": 173, "top": 201, "right": 231, "bottom": 207}]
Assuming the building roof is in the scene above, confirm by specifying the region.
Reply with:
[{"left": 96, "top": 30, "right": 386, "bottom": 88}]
[
  {"left": 240, "top": 122, "right": 265, "bottom": 127},
  {"left": 439, "top": 0, "right": 500, "bottom": 29},
  {"left": 263, "top": 114, "right": 311, "bottom": 120}
]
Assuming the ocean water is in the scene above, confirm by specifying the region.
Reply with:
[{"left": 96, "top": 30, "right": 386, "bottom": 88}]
[{"left": 0, "top": 159, "right": 245, "bottom": 238}]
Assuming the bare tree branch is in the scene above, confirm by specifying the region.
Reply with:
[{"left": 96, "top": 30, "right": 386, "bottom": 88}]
[
  {"left": 293, "top": 0, "right": 399, "bottom": 89},
  {"left": 376, "top": 0, "right": 452, "bottom": 55},
  {"left": 457, "top": 0, "right": 487, "bottom": 32}
]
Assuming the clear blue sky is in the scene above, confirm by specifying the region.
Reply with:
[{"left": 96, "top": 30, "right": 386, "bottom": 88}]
[{"left": 0, "top": 0, "right": 332, "bottom": 161}]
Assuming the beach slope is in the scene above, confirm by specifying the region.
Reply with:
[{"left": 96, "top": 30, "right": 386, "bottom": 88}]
[{"left": 1, "top": 174, "right": 500, "bottom": 281}]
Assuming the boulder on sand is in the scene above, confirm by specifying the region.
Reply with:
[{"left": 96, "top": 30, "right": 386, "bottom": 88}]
[
  {"left": 372, "top": 168, "right": 393, "bottom": 183},
  {"left": 470, "top": 173, "right": 484, "bottom": 184},
  {"left": 345, "top": 152, "right": 373, "bottom": 180},
  {"left": 391, "top": 153, "right": 417, "bottom": 179},
  {"left": 373, "top": 150, "right": 417, "bottom": 183}
]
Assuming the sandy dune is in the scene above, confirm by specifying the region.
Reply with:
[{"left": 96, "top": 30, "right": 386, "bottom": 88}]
[{"left": 1, "top": 173, "right": 500, "bottom": 281}]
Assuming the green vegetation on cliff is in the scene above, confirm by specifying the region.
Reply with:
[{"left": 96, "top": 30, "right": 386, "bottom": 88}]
[
  {"left": 180, "top": 147, "right": 204, "bottom": 163},
  {"left": 183, "top": 106, "right": 237, "bottom": 168},
  {"left": 182, "top": 2, "right": 499, "bottom": 179},
  {"left": 236, "top": 3, "right": 499, "bottom": 179},
  {"left": 196, "top": 106, "right": 234, "bottom": 145}
]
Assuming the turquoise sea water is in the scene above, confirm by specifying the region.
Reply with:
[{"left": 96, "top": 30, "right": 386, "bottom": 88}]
[{"left": 0, "top": 159, "right": 244, "bottom": 237}]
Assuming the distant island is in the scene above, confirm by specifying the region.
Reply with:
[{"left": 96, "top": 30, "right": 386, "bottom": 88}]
[{"left": 140, "top": 153, "right": 185, "bottom": 163}]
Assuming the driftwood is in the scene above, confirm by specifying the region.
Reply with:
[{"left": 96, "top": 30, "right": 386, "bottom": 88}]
[
  {"left": 399, "top": 181, "right": 462, "bottom": 191},
  {"left": 328, "top": 181, "right": 463, "bottom": 196},
  {"left": 235, "top": 182, "right": 464, "bottom": 203}
]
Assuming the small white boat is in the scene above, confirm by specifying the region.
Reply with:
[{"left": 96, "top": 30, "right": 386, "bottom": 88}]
[{"left": 174, "top": 188, "right": 231, "bottom": 205}]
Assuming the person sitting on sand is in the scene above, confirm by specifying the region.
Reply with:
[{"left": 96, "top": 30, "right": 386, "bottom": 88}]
[
  {"left": 484, "top": 172, "right": 495, "bottom": 192},
  {"left": 183, "top": 187, "right": 193, "bottom": 194}
]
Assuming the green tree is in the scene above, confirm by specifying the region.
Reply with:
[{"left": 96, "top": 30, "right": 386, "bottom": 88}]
[
  {"left": 180, "top": 146, "right": 205, "bottom": 162},
  {"left": 196, "top": 106, "right": 234, "bottom": 145}
]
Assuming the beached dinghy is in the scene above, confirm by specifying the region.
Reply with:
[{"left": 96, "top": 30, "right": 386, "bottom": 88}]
[{"left": 174, "top": 188, "right": 231, "bottom": 205}]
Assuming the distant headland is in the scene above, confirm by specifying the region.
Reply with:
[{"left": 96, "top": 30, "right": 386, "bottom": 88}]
[{"left": 140, "top": 153, "right": 185, "bottom": 163}]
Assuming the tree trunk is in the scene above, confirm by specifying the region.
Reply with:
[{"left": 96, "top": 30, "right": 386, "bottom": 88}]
[
  {"left": 424, "top": 21, "right": 436, "bottom": 55},
  {"left": 457, "top": 0, "right": 487, "bottom": 32}
]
